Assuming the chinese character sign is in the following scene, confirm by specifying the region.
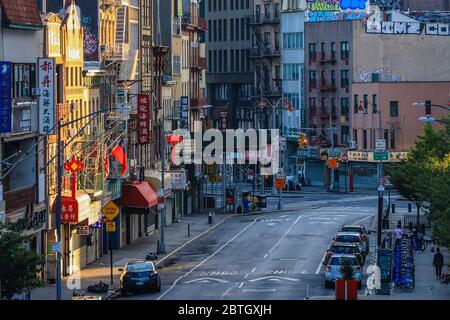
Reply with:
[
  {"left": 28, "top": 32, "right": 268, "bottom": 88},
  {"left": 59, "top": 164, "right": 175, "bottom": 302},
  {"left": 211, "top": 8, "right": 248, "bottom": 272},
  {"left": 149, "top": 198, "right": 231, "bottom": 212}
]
[
  {"left": 0, "top": 61, "right": 12, "bottom": 133},
  {"left": 61, "top": 197, "right": 79, "bottom": 223},
  {"left": 38, "top": 58, "right": 55, "bottom": 135},
  {"left": 137, "top": 94, "right": 150, "bottom": 144}
]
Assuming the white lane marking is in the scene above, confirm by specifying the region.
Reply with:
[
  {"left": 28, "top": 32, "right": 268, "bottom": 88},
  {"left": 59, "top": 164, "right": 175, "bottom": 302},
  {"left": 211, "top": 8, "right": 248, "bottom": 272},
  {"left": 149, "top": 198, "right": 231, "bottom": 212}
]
[
  {"left": 183, "top": 277, "right": 229, "bottom": 284},
  {"left": 243, "top": 289, "right": 276, "bottom": 293},
  {"left": 267, "top": 214, "right": 303, "bottom": 255},
  {"left": 238, "top": 282, "right": 244, "bottom": 288},
  {"left": 279, "top": 258, "right": 297, "bottom": 261},
  {"left": 309, "top": 221, "right": 336, "bottom": 224},
  {"left": 267, "top": 223, "right": 275, "bottom": 226},
  {"left": 264, "top": 254, "right": 268, "bottom": 259},
  {"left": 249, "top": 276, "right": 300, "bottom": 282},
  {"left": 251, "top": 267, "right": 256, "bottom": 273},
  {"left": 157, "top": 217, "right": 259, "bottom": 300},
  {"left": 244, "top": 274, "right": 249, "bottom": 279},
  {"left": 315, "top": 250, "right": 328, "bottom": 274},
  {"left": 221, "top": 285, "right": 236, "bottom": 300},
  {"left": 353, "top": 215, "right": 372, "bottom": 225}
]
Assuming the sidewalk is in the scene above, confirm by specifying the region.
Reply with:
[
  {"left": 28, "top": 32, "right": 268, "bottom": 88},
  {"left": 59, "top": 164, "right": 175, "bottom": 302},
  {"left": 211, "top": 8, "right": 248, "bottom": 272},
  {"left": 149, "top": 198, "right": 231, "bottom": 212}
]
[{"left": 31, "top": 211, "right": 234, "bottom": 300}]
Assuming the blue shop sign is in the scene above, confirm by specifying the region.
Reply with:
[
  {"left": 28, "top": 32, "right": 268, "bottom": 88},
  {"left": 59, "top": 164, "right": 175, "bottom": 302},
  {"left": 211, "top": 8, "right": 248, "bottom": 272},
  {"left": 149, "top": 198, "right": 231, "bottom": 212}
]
[{"left": 0, "top": 61, "right": 12, "bottom": 133}]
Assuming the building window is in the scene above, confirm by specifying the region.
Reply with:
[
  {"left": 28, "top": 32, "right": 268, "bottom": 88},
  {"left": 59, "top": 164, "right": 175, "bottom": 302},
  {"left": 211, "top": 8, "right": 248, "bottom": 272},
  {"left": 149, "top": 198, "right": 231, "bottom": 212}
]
[
  {"left": 246, "top": 49, "right": 250, "bottom": 71},
  {"left": 239, "top": 84, "right": 252, "bottom": 101},
  {"left": 340, "top": 41, "right": 349, "bottom": 60},
  {"left": 12, "top": 63, "right": 36, "bottom": 98},
  {"left": 235, "top": 19, "right": 239, "bottom": 41},
  {"left": 223, "top": 19, "right": 227, "bottom": 41},
  {"left": 230, "top": 49, "right": 234, "bottom": 71},
  {"left": 390, "top": 101, "right": 398, "bottom": 117},
  {"left": 173, "top": 55, "right": 181, "bottom": 74},
  {"left": 246, "top": 17, "right": 250, "bottom": 40},
  {"left": 208, "top": 0, "right": 211, "bottom": 11},
  {"left": 208, "top": 50, "right": 212, "bottom": 71},
  {"left": 283, "top": 32, "right": 303, "bottom": 49},
  {"left": 215, "top": 84, "right": 229, "bottom": 100},
  {"left": 246, "top": 0, "right": 250, "bottom": 9},
  {"left": 230, "top": 0, "right": 233, "bottom": 10},
  {"left": 353, "top": 94, "right": 359, "bottom": 113},
  {"left": 331, "top": 70, "right": 336, "bottom": 87},
  {"left": 353, "top": 129, "right": 358, "bottom": 146},
  {"left": 235, "top": 50, "right": 240, "bottom": 72},
  {"left": 341, "top": 125, "right": 349, "bottom": 144},
  {"left": 230, "top": 18, "right": 234, "bottom": 41},
  {"left": 241, "top": 18, "right": 245, "bottom": 41},
  {"left": 213, "top": 0, "right": 217, "bottom": 11},
  {"left": 341, "top": 98, "right": 349, "bottom": 115},
  {"left": 309, "top": 70, "right": 317, "bottom": 88},
  {"left": 218, "top": 20, "right": 222, "bottom": 41},
  {"left": 218, "top": 50, "right": 222, "bottom": 72},
  {"left": 363, "top": 94, "right": 368, "bottom": 113},
  {"left": 371, "top": 94, "right": 378, "bottom": 113},
  {"left": 390, "top": 129, "right": 396, "bottom": 149},
  {"left": 309, "top": 97, "right": 317, "bottom": 116},
  {"left": 340, "top": 70, "right": 349, "bottom": 88},
  {"left": 309, "top": 43, "right": 316, "bottom": 60},
  {"left": 213, "top": 50, "right": 217, "bottom": 72},
  {"left": 363, "top": 129, "right": 368, "bottom": 149},
  {"left": 331, "top": 42, "right": 336, "bottom": 60},
  {"left": 224, "top": 50, "right": 228, "bottom": 72},
  {"left": 208, "top": 20, "right": 212, "bottom": 41},
  {"left": 283, "top": 64, "right": 300, "bottom": 80},
  {"left": 218, "top": 0, "right": 222, "bottom": 10},
  {"left": 224, "top": 0, "right": 227, "bottom": 10},
  {"left": 241, "top": 49, "right": 245, "bottom": 72}
]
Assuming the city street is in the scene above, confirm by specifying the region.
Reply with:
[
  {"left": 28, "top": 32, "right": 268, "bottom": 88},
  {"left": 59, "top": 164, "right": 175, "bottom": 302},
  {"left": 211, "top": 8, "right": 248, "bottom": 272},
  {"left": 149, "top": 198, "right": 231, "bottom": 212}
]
[{"left": 120, "top": 192, "right": 377, "bottom": 300}]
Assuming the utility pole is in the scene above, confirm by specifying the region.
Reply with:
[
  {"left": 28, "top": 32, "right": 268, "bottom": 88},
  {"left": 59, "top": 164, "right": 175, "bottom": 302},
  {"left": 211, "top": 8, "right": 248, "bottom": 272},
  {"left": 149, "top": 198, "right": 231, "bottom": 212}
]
[
  {"left": 377, "top": 186, "right": 384, "bottom": 249},
  {"left": 56, "top": 120, "right": 62, "bottom": 301}
]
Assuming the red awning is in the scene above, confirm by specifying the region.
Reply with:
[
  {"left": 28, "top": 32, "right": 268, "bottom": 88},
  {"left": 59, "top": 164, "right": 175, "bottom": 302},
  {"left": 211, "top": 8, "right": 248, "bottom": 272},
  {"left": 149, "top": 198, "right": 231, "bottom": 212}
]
[{"left": 117, "top": 181, "right": 157, "bottom": 208}]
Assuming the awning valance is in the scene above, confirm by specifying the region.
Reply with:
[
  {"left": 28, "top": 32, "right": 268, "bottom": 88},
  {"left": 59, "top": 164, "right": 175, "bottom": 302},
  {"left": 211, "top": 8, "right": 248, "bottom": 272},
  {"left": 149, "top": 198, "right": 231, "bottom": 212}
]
[
  {"left": 117, "top": 181, "right": 157, "bottom": 208},
  {"left": 144, "top": 170, "right": 172, "bottom": 195}
]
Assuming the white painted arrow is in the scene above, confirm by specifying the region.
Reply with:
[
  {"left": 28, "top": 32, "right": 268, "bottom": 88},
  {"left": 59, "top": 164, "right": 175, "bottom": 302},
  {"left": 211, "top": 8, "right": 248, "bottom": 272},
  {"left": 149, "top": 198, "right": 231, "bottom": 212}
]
[
  {"left": 249, "top": 276, "right": 300, "bottom": 282},
  {"left": 267, "top": 223, "right": 275, "bottom": 226},
  {"left": 183, "top": 277, "right": 230, "bottom": 284}
]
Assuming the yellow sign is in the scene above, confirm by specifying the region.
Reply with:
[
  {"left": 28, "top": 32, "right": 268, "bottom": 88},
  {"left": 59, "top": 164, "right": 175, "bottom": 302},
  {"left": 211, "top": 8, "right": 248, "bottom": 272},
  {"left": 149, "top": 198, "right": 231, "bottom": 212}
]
[
  {"left": 101, "top": 201, "right": 120, "bottom": 222},
  {"left": 106, "top": 222, "right": 116, "bottom": 233},
  {"left": 275, "top": 177, "right": 286, "bottom": 190}
]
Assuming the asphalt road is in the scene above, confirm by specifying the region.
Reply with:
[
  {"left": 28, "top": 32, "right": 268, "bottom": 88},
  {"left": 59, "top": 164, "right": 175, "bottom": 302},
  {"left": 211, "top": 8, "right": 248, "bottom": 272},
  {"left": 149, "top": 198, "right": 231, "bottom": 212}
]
[{"left": 121, "top": 192, "right": 378, "bottom": 300}]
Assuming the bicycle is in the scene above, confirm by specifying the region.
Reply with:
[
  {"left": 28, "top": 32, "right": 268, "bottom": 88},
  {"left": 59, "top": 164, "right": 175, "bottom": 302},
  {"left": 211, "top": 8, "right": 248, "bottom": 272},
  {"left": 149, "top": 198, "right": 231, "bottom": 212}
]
[{"left": 397, "top": 275, "right": 415, "bottom": 292}]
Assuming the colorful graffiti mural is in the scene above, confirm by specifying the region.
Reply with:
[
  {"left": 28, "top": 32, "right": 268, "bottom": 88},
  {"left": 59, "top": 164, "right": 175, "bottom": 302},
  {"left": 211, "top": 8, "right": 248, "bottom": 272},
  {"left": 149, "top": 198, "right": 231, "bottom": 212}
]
[{"left": 306, "top": 0, "right": 369, "bottom": 22}]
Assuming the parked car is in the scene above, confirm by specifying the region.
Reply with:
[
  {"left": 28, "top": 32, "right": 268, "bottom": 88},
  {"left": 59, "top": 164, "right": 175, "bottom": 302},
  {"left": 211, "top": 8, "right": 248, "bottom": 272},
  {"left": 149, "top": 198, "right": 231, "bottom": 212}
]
[
  {"left": 340, "top": 224, "right": 370, "bottom": 253},
  {"left": 333, "top": 232, "right": 367, "bottom": 256},
  {"left": 119, "top": 261, "right": 161, "bottom": 294},
  {"left": 324, "top": 254, "right": 363, "bottom": 289},
  {"left": 323, "top": 242, "right": 364, "bottom": 266}
]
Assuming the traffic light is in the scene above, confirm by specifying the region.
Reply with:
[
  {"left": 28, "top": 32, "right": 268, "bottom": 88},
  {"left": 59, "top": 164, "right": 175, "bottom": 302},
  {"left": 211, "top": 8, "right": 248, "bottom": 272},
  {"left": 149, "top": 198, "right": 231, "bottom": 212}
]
[{"left": 298, "top": 133, "right": 308, "bottom": 148}]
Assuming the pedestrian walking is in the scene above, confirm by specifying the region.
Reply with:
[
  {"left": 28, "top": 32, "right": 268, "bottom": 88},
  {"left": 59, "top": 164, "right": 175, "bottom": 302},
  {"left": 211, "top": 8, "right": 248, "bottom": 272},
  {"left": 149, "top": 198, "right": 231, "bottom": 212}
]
[
  {"left": 432, "top": 248, "right": 444, "bottom": 280},
  {"left": 394, "top": 223, "right": 403, "bottom": 244},
  {"left": 412, "top": 225, "right": 418, "bottom": 249}
]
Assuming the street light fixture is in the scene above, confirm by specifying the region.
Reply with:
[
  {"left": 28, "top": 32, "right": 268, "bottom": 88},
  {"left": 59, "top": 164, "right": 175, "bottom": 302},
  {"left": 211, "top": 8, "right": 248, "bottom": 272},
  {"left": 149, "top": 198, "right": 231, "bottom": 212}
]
[{"left": 419, "top": 116, "right": 448, "bottom": 124}]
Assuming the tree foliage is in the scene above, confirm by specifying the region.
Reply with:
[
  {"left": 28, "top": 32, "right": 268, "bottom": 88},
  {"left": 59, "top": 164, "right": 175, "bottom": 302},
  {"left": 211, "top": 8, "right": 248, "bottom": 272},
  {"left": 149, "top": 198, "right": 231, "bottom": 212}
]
[
  {"left": 0, "top": 223, "right": 44, "bottom": 299},
  {"left": 386, "top": 116, "right": 450, "bottom": 245}
]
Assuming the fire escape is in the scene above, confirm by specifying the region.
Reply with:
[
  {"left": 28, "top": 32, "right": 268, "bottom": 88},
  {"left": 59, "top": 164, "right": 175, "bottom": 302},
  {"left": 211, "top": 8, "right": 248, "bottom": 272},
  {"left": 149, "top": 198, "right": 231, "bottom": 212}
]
[
  {"left": 309, "top": 48, "right": 337, "bottom": 147},
  {"left": 248, "top": 8, "right": 281, "bottom": 103}
]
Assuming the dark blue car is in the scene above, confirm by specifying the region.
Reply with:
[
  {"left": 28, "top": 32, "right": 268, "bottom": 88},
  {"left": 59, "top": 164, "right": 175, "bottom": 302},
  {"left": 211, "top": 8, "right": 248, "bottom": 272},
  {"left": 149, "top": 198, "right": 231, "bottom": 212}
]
[{"left": 119, "top": 261, "right": 161, "bottom": 294}]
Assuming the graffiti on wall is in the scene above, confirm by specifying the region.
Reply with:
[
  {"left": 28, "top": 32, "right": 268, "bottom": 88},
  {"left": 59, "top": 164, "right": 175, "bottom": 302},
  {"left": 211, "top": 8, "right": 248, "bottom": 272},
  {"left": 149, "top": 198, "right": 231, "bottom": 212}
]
[
  {"left": 306, "top": 0, "right": 369, "bottom": 22},
  {"left": 357, "top": 68, "right": 405, "bottom": 82},
  {"left": 366, "top": 15, "right": 450, "bottom": 36}
]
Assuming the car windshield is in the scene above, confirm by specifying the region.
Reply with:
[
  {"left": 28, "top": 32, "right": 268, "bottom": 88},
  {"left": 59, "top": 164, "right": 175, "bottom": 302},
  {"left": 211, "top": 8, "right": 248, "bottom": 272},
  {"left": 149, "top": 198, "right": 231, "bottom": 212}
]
[
  {"left": 331, "top": 246, "right": 355, "bottom": 254},
  {"left": 330, "top": 257, "right": 359, "bottom": 266},
  {"left": 335, "top": 235, "right": 361, "bottom": 243},
  {"left": 127, "top": 262, "right": 154, "bottom": 272},
  {"left": 128, "top": 271, "right": 151, "bottom": 278},
  {"left": 341, "top": 227, "right": 363, "bottom": 233}
]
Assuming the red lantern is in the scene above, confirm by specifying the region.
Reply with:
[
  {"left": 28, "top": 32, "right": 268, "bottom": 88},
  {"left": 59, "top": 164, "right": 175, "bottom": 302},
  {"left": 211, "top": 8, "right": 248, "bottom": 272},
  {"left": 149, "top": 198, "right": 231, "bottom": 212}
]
[{"left": 166, "top": 134, "right": 184, "bottom": 147}]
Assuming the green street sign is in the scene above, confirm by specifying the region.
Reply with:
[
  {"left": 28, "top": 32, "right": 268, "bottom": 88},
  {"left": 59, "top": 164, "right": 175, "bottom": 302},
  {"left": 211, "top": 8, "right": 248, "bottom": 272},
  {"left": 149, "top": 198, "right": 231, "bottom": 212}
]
[{"left": 374, "top": 152, "right": 389, "bottom": 161}]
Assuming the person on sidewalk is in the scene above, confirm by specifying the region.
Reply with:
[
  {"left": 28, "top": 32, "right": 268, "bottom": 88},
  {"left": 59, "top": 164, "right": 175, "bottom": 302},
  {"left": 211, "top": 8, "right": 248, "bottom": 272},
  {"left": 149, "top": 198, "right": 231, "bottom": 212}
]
[
  {"left": 433, "top": 248, "right": 444, "bottom": 280},
  {"left": 394, "top": 223, "right": 403, "bottom": 244}
]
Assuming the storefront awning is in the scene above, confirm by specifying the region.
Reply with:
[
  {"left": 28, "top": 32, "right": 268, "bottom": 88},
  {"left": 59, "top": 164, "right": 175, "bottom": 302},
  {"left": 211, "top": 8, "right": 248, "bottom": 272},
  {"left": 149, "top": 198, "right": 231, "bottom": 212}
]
[
  {"left": 144, "top": 170, "right": 172, "bottom": 195},
  {"left": 117, "top": 181, "right": 157, "bottom": 208}
]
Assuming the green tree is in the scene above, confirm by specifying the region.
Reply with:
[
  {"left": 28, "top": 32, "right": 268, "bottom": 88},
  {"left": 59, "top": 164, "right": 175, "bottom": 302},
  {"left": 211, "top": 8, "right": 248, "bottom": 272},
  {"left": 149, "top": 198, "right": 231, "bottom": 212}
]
[
  {"left": 0, "top": 223, "right": 44, "bottom": 299},
  {"left": 339, "top": 257, "right": 356, "bottom": 280}
]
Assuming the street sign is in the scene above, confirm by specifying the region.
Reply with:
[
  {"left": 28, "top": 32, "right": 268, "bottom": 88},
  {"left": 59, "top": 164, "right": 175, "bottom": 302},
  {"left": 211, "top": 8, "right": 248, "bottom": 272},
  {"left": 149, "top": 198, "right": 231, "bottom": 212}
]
[
  {"left": 275, "top": 177, "right": 286, "bottom": 190},
  {"left": 374, "top": 151, "right": 389, "bottom": 161},
  {"left": 51, "top": 242, "right": 61, "bottom": 253},
  {"left": 76, "top": 226, "right": 89, "bottom": 236},
  {"left": 106, "top": 222, "right": 116, "bottom": 232},
  {"left": 341, "top": 153, "right": 349, "bottom": 163},
  {"left": 376, "top": 139, "right": 386, "bottom": 151},
  {"left": 328, "top": 158, "right": 338, "bottom": 169},
  {"left": 101, "top": 201, "right": 120, "bottom": 222},
  {"left": 378, "top": 185, "right": 385, "bottom": 192}
]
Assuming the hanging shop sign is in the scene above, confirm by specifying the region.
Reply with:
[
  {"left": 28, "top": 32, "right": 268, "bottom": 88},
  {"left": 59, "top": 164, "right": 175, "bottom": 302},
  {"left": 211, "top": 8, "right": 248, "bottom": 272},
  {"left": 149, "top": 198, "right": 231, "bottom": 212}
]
[
  {"left": 181, "top": 96, "right": 189, "bottom": 130},
  {"left": 0, "top": 61, "right": 12, "bottom": 133},
  {"left": 61, "top": 197, "right": 78, "bottom": 224},
  {"left": 137, "top": 94, "right": 150, "bottom": 144},
  {"left": 77, "top": 226, "right": 89, "bottom": 236},
  {"left": 348, "top": 151, "right": 372, "bottom": 161},
  {"left": 38, "top": 58, "right": 55, "bottom": 135},
  {"left": 170, "top": 170, "right": 188, "bottom": 190}
]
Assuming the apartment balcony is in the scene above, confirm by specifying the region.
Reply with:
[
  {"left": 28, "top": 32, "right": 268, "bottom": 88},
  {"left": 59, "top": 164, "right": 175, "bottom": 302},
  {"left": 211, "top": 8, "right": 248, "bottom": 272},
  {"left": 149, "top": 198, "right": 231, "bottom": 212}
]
[
  {"left": 249, "top": 47, "right": 281, "bottom": 59},
  {"left": 319, "top": 80, "right": 337, "bottom": 92},
  {"left": 247, "top": 13, "right": 280, "bottom": 25},
  {"left": 318, "top": 52, "right": 337, "bottom": 65},
  {"left": 4, "top": 185, "right": 36, "bottom": 214},
  {"left": 181, "top": 16, "right": 196, "bottom": 31}
]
